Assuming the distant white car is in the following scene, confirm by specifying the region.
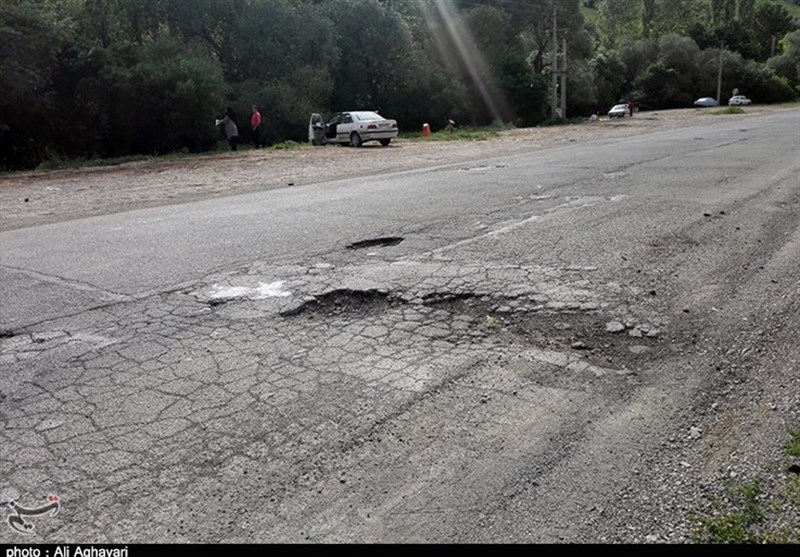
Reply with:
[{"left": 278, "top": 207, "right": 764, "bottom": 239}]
[
  {"left": 608, "top": 103, "right": 631, "bottom": 118},
  {"left": 694, "top": 97, "right": 719, "bottom": 107},
  {"left": 728, "top": 95, "right": 752, "bottom": 106},
  {"left": 309, "top": 111, "right": 399, "bottom": 147}
]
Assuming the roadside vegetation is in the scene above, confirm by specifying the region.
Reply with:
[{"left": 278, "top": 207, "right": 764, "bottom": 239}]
[
  {"left": 2, "top": 0, "right": 799, "bottom": 172},
  {"left": 712, "top": 107, "right": 748, "bottom": 114},
  {"left": 692, "top": 429, "right": 800, "bottom": 543},
  {"left": 787, "top": 428, "right": 800, "bottom": 457}
]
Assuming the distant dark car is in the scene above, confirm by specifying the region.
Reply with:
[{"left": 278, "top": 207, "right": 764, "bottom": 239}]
[{"left": 694, "top": 97, "right": 719, "bottom": 107}]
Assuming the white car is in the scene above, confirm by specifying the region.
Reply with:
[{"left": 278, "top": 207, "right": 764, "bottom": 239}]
[
  {"left": 608, "top": 103, "right": 631, "bottom": 118},
  {"left": 728, "top": 95, "right": 752, "bottom": 106},
  {"left": 309, "top": 111, "right": 399, "bottom": 147}
]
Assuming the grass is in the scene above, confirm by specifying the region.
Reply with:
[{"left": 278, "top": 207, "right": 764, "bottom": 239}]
[
  {"left": 711, "top": 106, "right": 746, "bottom": 115},
  {"left": 694, "top": 478, "right": 766, "bottom": 543},
  {"left": 786, "top": 428, "right": 800, "bottom": 458},
  {"left": 401, "top": 116, "right": 593, "bottom": 142},
  {"left": 30, "top": 142, "right": 237, "bottom": 172},
  {"left": 271, "top": 140, "right": 305, "bottom": 150},
  {"left": 399, "top": 126, "right": 500, "bottom": 142},
  {"left": 692, "top": 428, "right": 800, "bottom": 544},
  {"left": 35, "top": 153, "right": 158, "bottom": 171},
  {"left": 26, "top": 140, "right": 305, "bottom": 173}
]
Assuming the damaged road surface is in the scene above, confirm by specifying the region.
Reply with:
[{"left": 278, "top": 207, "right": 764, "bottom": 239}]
[{"left": 1, "top": 111, "right": 799, "bottom": 543}]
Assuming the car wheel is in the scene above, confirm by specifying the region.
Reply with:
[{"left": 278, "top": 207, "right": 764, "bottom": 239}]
[
  {"left": 379, "top": 139, "right": 391, "bottom": 146},
  {"left": 350, "top": 132, "right": 363, "bottom": 148}
]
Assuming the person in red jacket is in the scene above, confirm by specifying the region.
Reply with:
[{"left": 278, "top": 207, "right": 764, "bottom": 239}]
[{"left": 251, "top": 105, "right": 263, "bottom": 148}]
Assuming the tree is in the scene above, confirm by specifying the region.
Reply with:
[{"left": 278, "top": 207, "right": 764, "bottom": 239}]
[
  {"left": 518, "top": 0, "right": 588, "bottom": 74},
  {"left": 711, "top": 0, "right": 737, "bottom": 24},
  {"left": 127, "top": 37, "right": 225, "bottom": 155},
  {"left": 0, "top": 1, "right": 69, "bottom": 169},
  {"left": 653, "top": 0, "right": 706, "bottom": 37},
  {"left": 632, "top": 62, "right": 689, "bottom": 108},
  {"left": 618, "top": 38, "right": 660, "bottom": 97},
  {"left": 755, "top": 1, "right": 796, "bottom": 58},
  {"left": 739, "top": 0, "right": 757, "bottom": 24},
  {"left": 767, "top": 29, "right": 800, "bottom": 91},
  {"left": 322, "top": 0, "right": 417, "bottom": 114},
  {"left": 591, "top": 48, "right": 627, "bottom": 109},
  {"left": 657, "top": 33, "right": 703, "bottom": 99},
  {"left": 733, "top": 59, "right": 795, "bottom": 101},
  {"left": 596, "top": 0, "right": 642, "bottom": 47}
]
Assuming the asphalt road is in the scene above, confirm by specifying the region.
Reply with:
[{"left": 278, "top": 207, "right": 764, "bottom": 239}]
[{"left": 1, "top": 110, "right": 798, "bottom": 542}]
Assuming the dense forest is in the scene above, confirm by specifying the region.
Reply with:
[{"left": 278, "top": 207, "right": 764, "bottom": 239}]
[{"left": 1, "top": 0, "right": 798, "bottom": 170}]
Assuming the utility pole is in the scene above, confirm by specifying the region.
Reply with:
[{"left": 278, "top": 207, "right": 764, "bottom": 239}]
[
  {"left": 716, "top": 41, "right": 723, "bottom": 103},
  {"left": 560, "top": 37, "right": 567, "bottom": 119},
  {"left": 552, "top": 6, "right": 558, "bottom": 119}
]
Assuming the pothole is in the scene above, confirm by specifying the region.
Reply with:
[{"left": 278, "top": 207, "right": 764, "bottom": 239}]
[
  {"left": 347, "top": 237, "right": 404, "bottom": 250},
  {"left": 506, "top": 312, "right": 666, "bottom": 371},
  {"left": 276, "top": 285, "right": 665, "bottom": 372},
  {"left": 280, "top": 289, "right": 402, "bottom": 318}
]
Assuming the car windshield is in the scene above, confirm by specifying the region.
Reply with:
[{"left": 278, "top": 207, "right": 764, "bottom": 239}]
[
  {"left": 352, "top": 111, "right": 384, "bottom": 121},
  {"left": 612, "top": 104, "right": 627, "bottom": 110}
]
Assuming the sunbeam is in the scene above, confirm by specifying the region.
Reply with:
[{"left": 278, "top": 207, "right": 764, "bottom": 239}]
[{"left": 416, "top": 0, "right": 512, "bottom": 123}]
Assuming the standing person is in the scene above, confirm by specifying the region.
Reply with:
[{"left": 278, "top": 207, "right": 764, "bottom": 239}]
[
  {"left": 221, "top": 107, "right": 238, "bottom": 151},
  {"left": 251, "top": 105, "right": 263, "bottom": 148}
]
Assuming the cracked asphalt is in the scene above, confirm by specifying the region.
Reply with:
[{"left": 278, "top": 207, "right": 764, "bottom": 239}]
[{"left": 1, "top": 108, "right": 799, "bottom": 543}]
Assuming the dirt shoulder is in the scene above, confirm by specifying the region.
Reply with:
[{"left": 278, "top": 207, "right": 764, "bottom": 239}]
[{"left": 0, "top": 106, "right": 794, "bottom": 232}]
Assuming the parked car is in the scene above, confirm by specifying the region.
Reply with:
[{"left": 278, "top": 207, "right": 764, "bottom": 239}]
[
  {"left": 608, "top": 103, "right": 631, "bottom": 118},
  {"left": 308, "top": 111, "right": 399, "bottom": 147},
  {"left": 728, "top": 95, "right": 752, "bottom": 106},
  {"left": 694, "top": 97, "right": 719, "bottom": 107}
]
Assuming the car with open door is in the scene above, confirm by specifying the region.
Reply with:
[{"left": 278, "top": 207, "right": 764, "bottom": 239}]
[
  {"left": 607, "top": 103, "right": 631, "bottom": 118},
  {"left": 308, "top": 111, "right": 399, "bottom": 147}
]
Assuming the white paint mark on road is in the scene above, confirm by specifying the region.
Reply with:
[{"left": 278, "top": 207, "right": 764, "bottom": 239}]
[{"left": 209, "top": 281, "right": 292, "bottom": 300}]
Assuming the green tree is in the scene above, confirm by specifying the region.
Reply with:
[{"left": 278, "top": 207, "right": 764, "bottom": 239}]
[
  {"left": 591, "top": 48, "right": 627, "bottom": 109},
  {"left": 767, "top": 29, "right": 800, "bottom": 90},
  {"left": 653, "top": 0, "right": 706, "bottom": 37},
  {"left": 632, "top": 62, "right": 688, "bottom": 107},
  {"left": 755, "top": 1, "right": 796, "bottom": 58},
  {"left": 658, "top": 33, "right": 703, "bottom": 99},
  {"left": 597, "top": 0, "right": 642, "bottom": 47},
  {"left": 0, "top": 1, "right": 69, "bottom": 169},
  {"left": 517, "top": 0, "right": 588, "bottom": 74},
  {"left": 618, "top": 38, "right": 660, "bottom": 97},
  {"left": 739, "top": 0, "right": 757, "bottom": 24},
  {"left": 127, "top": 37, "right": 225, "bottom": 154},
  {"left": 711, "top": 0, "right": 737, "bottom": 23},
  {"left": 322, "top": 0, "right": 416, "bottom": 114}
]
